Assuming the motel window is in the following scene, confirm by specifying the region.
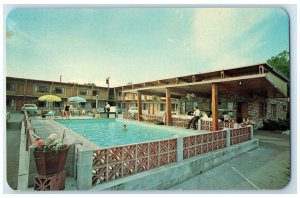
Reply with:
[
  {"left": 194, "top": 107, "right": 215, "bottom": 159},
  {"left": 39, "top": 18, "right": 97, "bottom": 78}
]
[
  {"left": 37, "top": 101, "right": 46, "bottom": 108},
  {"left": 6, "top": 98, "right": 15, "bottom": 107},
  {"left": 53, "top": 87, "right": 64, "bottom": 94},
  {"left": 282, "top": 105, "right": 287, "bottom": 111},
  {"left": 35, "top": 85, "right": 48, "bottom": 93},
  {"left": 6, "top": 83, "right": 16, "bottom": 91},
  {"left": 53, "top": 101, "right": 62, "bottom": 107},
  {"left": 118, "top": 91, "right": 122, "bottom": 97},
  {"left": 271, "top": 104, "right": 277, "bottom": 119},
  {"left": 142, "top": 103, "right": 147, "bottom": 110},
  {"left": 171, "top": 104, "right": 177, "bottom": 111},
  {"left": 259, "top": 102, "right": 267, "bottom": 117},
  {"left": 160, "top": 103, "right": 166, "bottom": 111},
  {"left": 79, "top": 90, "right": 88, "bottom": 95},
  {"left": 79, "top": 102, "right": 86, "bottom": 108},
  {"left": 91, "top": 101, "right": 96, "bottom": 108},
  {"left": 92, "top": 90, "right": 99, "bottom": 96}
]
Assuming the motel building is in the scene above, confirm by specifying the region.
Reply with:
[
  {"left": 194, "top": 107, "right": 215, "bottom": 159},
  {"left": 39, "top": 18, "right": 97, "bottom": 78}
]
[
  {"left": 7, "top": 63, "right": 289, "bottom": 129},
  {"left": 6, "top": 62, "right": 289, "bottom": 190}
]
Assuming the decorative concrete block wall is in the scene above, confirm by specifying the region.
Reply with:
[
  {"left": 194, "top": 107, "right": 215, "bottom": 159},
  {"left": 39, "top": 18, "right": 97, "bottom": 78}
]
[
  {"left": 230, "top": 127, "right": 251, "bottom": 145},
  {"left": 75, "top": 125, "right": 253, "bottom": 190},
  {"left": 183, "top": 130, "right": 227, "bottom": 160},
  {"left": 91, "top": 138, "right": 177, "bottom": 186},
  {"left": 123, "top": 112, "right": 138, "bottom": 120}
]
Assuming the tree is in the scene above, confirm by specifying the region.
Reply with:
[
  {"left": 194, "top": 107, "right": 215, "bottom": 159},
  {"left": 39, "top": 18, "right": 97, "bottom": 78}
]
[{"left": 266, "top": 50, "right": 289, "bottom": 78}]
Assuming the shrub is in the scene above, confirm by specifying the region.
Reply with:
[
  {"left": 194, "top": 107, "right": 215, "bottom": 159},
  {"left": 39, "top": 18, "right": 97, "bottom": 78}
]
[{"left": 260, "top": 119, "right": 290, "bottom": 131}]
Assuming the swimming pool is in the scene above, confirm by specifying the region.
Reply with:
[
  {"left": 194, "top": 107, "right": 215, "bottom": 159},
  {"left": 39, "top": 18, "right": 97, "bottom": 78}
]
[{"left": 56, "top": 119, "right": 186, "bottom": 148}]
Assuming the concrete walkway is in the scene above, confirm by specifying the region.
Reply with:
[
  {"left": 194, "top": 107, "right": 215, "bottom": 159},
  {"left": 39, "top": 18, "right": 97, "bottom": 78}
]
[
  {"left": 168, "top": 130, "right": 291, "bottom": 191},
  {"left": 6, "top": 113, "right": 23, "bottom": 190}
]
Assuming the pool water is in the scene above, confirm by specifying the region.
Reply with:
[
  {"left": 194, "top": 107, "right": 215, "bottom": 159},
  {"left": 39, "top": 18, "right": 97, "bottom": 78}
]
[{"left": 56, "top": 119, "right": 178, "bottom": 148}]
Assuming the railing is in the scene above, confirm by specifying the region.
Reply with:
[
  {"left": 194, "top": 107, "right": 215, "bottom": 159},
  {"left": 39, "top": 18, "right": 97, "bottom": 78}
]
[{"left": 91, "top": 138, "right": 177, "bottom": 186}]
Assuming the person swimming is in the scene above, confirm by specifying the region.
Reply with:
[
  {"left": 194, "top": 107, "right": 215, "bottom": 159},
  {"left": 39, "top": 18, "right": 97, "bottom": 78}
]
[{"left": 122, "top": 124, "right": 128, "bottom": 132}]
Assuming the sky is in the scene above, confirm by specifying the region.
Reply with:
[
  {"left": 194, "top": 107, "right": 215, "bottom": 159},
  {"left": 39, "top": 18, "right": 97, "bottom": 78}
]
[{"left": 6, "top": 7, "right": 289, "bottom": 87}]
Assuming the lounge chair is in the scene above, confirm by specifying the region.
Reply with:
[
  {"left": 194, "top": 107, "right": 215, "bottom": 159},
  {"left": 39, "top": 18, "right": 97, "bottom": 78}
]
[
  {"left": 43, "top": 111, "right": 56, "bottom": 119},
  {"left": 35, "top": 110, "right": 42, "bottom": 116}
]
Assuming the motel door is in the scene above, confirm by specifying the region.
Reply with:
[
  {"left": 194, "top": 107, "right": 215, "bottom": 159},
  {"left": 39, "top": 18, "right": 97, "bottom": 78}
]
[
  {"left": 237, "top": 102, "right": 248, "bottom": 123},
  {"left": 15, "top": 99, "right": 23, "bottom": 111}
]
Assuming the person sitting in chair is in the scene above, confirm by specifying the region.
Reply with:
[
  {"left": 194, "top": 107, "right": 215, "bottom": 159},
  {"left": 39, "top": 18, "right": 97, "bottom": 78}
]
[
  {"left": 223, "top": 111, "right": 231, "bottom": 122},
  {"left": 186, "top": 106, "right": 201, "bottom": 130}
]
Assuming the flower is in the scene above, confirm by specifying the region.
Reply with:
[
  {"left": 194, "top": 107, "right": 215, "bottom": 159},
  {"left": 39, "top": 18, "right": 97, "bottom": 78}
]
[
  {"left": 36, "top": 139, "right": 45, "bottom": 148},
  {"left": 31, "top": 131, "right": 67, "bottom": 152}
]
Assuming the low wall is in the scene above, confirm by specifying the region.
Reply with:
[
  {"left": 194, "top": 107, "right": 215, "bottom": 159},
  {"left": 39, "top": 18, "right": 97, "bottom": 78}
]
[
  {"left": 77, "top": 125, "right": 255, "bottom": 190},
  {"left": 91, "top": 139, "right": 259, "bottom": 190},
  {"left": 122, "top": 114, "right": 242, "bottom": 131},
  {"left": 91, "top": 138, "right": 177, "bottom": 186}
]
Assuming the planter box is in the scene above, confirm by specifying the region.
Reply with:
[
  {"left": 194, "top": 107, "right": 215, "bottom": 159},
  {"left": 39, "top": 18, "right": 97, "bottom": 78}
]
[{"left": 33, "top": 145, "right": 69, "bottom": 176}]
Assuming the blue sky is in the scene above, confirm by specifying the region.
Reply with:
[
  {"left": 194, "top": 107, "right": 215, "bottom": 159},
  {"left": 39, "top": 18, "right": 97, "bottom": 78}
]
[{"left": 6, "top": 8, "right": 289, "bottom": 87}]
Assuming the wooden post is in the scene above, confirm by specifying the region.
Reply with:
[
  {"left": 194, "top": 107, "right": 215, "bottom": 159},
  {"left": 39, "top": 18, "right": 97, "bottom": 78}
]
[
  {"left": 212, "top": 84, "right": 218, "bottom": 131},
  {"left": 166, "top": 88, "right": 171, "bottom": 126},
  {"left": 137, "top": 91, "right": 142, "bottom": 121}
]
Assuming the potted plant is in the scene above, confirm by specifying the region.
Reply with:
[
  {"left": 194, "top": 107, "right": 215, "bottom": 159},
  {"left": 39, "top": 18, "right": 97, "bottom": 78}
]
[{"left": 31, "top": 131, "right": 69, "bottom": 176}]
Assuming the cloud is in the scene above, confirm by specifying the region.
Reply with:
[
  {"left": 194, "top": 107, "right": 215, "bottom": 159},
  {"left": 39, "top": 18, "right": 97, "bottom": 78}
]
[{"left": 192, "top": 8, "right": 276, "bottom": 67}]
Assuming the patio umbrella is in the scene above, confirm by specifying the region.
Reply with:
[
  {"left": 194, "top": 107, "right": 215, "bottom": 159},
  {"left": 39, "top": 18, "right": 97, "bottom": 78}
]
[
  {"left": 67, "top": 96, "right": 87, "bottom": 103},
  {"left": 38, "top": 95, "right": 62, "bottom": 102},
  {"left": 38, "top": 95, "right": 62, "bottom": 110},
  {"left": 68, "top": 96, "right": 87, "bottom": 108}
]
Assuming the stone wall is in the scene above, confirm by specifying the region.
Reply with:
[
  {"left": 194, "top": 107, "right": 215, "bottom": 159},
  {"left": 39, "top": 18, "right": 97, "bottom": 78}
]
[
  {"left": 266, "top": 98, "right": 288, "bottom": 120},
  {"left": 217, "top": 95, "right": 288, "bottom": 129}
]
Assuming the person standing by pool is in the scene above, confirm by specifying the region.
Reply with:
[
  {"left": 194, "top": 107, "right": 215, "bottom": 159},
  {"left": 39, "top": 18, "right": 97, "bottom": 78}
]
[
  {"left": 64, "top": 102, "right": 70, "bottom": 120},
  {"left": 105, "top": 101, "right": 110, "bottom": 118},
  {"left": 185, "top": 106, "right": 201, "bottom": 130}
]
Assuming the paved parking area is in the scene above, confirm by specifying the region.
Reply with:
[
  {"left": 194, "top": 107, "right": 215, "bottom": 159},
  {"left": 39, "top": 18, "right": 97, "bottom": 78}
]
[{"left": 168, "top": 130, "right": 291, "bottom": 191}]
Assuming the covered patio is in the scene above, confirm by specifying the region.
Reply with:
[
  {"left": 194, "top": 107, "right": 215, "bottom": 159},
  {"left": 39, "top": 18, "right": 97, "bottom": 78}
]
[{"left": 122, "top": 63, "right": 288, "bottom": 131}]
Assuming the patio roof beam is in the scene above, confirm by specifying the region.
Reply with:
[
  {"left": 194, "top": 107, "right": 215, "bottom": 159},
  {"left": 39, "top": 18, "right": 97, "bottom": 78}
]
[
  {"left": 123, "top": 73, "right": 267, "bottom": 93},
  {"left": 138, "top": 90, "right": 183, "bottom": 99},
  {"left": 176, "top": 77, "right": 189, "bottom": 84},
  {"left": 157, "top": 80, "right": 169, "bottom": 86}
]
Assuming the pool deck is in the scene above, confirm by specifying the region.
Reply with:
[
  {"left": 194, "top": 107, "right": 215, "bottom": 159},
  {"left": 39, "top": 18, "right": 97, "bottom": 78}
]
[{"left": 30, "top": 117, "right": 100, "bottom": 150}]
